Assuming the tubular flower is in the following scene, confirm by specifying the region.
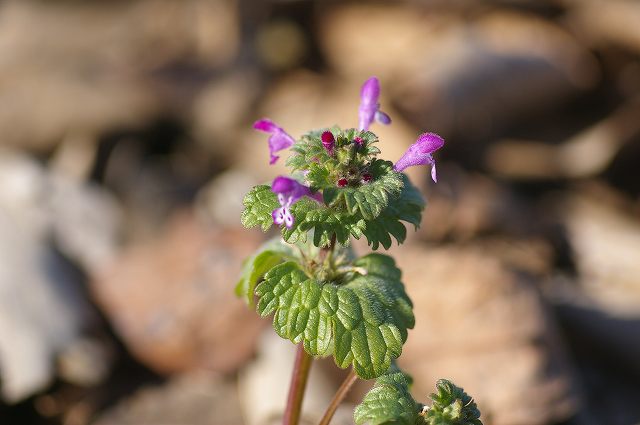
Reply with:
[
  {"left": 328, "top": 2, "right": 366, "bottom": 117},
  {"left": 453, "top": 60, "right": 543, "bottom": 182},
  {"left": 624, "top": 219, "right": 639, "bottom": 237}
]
[
  {"left": 393, "top": 132, "right": 445, "bottom": 183},
  {"left": 271, "top": 176, "right": 322, "bottom": 228},
  {"left": 253, "top": 118, "right": 295, "bottom": 164},
  {"left": 321, "top": 131, "right": 335, "bottom": 156},
  {"left": 358, "top": 77, "right": 392, "bottom": 131}
]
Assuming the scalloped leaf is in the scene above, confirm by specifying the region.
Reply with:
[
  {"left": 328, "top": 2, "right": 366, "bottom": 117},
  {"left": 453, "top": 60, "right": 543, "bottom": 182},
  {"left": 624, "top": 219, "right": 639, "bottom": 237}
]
[
  {"left": 361, "top": 174, "right": 425, "bottom": 249},
  {"left": 281, "top": 198, "right": 366, "bottom": 247},
  {"left": 324, "top": 160, "right": 403, "bottom": 221},
  {"left": 255, "top": 262, "right": 334, "bottom": 356},
  {"left": 354, "top": 370, "right": 423, "bottom": 425},
  {"left": 255, "top": 254, "right": 414, "bottom": 379},
  {"left": 240, "top": 184, "right": 279, "bottom": 231},
  {"left": 280, "top": 174, "right": 424, "bottom": 250}
]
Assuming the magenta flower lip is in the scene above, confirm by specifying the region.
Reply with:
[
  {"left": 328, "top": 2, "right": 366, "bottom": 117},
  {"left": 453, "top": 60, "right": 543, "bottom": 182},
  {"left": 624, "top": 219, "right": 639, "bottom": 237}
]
[
  {"left": 271, "top": 176, "right": 322, "bottom": 228},
  {"left": 393, "top": 132, "right": 445, "bottom": 183},
  {"left": 253, "top": 118, "right": 295, "bottom": 164},
  {"left": 358, "top": 77, "right": 392, "bottom": 131}
]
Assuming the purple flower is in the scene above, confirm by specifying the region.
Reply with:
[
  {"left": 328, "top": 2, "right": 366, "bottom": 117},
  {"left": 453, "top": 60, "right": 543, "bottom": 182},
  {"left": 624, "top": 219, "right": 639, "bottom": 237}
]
[
  {"left": 321, "top": 131, "right": 335, "bottom": 156},
  {"left": 393, "top": 132, "right": 445, "bottom": 182},
  {"left": 271, "top": 176, "right": 322, "bottom": 228},
  {"left": 253, "top": 118, "right": 295, "bottom": 164},
  {"left": 358, "top": 77, "right": 392, "bottom": 131}
]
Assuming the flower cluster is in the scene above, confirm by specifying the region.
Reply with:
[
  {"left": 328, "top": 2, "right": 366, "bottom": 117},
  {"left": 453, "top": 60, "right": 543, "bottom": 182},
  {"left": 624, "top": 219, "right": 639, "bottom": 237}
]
[{"left": 253, "top": 76, "right": 444, "bottom": 228}]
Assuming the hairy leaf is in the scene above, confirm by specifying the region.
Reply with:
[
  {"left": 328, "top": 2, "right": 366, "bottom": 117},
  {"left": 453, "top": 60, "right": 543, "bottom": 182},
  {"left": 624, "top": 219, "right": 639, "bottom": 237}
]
[
  {"left": 324, "top": 160, "right": 403, "bottom": 221},
  {"left": 279, "top": 175, "right": 424, "bottom": 250},
  {"left": 241, "top": 184, "right": 279, "bottom": 231},
  {"left": 254, "top": 254, "right": 414, "bottom": 379},
  {"left": 255, "top": 261, "right": 334, "bottom": 356},
  {"left": 354, "top": 370, "right": 423, "bottom": 425},
  {"left": 359, "top": 174, "right": 425, "bottom": 249}
]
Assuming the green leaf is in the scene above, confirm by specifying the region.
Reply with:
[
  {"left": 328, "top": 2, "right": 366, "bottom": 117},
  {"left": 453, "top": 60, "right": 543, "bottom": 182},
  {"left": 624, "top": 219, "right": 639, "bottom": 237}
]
[
  {"left": 279, "top": 174, "right": 424, "bottom": 250},
  {"left": 281, "top": 198, "right": 366, "bottom": 247},
  {"left": 306, "top": 162, "right": 332, "bottom": 189},
  {"left": 360, "top": 174, "right": 425, "bottom": 250},
  {"left": 254, "top": 253, "right": 414, "bottom": 379},
  {"left": 241, "top": 184, "right": 280, "bottom": 231},
  {"left": 355, "top": 372, "right": 483, "bottom": 425},
  {"left": 256, "top": 261, "right": 334, "bottom": 356},
  {"left": 354, "top": 370, "right": 423, "bottom": 425},
  {"left": 325, "top": 160, "right": 403, "bottom": 221},
  {"left": 287, "top": 130, "right": 334, "bottom": 173},
  {"left": 423, "top": 380, "right": 482, "bottom": 425},
  {"left": 235, "top": 239, "right": 296, "bottom": 307}
]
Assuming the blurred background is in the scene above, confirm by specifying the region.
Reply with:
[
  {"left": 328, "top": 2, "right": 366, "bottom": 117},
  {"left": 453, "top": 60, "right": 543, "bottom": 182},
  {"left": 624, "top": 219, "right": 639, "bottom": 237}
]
[{"left": 0, "top": 0, "right": 639, "bottom": 424}]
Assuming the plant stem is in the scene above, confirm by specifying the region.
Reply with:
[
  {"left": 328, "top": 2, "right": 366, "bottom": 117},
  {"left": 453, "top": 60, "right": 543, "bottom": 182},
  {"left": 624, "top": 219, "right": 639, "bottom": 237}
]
[
  {"left": 317, "top": 369, "right": 358, "bottom": 425},
  {"left": 283, "top": 343, "right": 313, "bottom": 425},
  {"left": 284, "top": 237, "right": 336, "bottom": 425}
]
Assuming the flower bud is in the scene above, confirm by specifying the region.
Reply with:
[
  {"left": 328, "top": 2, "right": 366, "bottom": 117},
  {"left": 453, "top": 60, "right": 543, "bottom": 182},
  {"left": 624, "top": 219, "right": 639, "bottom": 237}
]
[{"left": 321, "top": 131, "right": 335, "bottom": 155}]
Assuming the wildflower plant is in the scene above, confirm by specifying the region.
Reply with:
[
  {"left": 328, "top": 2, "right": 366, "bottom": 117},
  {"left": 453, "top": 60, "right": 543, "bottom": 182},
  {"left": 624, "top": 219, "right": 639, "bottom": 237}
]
[{"left": 237, "top": 77, "right": 482, "bottom": 425}]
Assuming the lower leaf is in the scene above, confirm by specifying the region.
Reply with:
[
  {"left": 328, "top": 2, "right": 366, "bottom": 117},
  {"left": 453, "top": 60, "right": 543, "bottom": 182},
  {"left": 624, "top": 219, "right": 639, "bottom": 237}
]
[{"left": 254, "top": 254, "right": 414, "bottom": 380}]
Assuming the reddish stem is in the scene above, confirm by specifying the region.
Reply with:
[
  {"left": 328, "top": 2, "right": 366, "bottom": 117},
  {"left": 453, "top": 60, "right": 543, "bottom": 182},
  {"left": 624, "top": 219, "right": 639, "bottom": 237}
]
[
  {"left": 283, "top": 343, "right": 313, "bottom": 425},
  {"left": 317, "top": 369, "right": 358, "bottom": 425}
]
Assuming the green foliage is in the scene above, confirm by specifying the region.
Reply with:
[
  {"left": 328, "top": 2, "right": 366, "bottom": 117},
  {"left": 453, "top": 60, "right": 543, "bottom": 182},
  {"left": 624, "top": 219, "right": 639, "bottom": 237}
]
[
  {"left": 277, "top": 174, "right": 424, "bottom": 250},
  {"left": 423, "top": 380, "right": 482, "bottom": 425},
  {"left": 355, "top": 374, "right": 483, "bottom": 425},
  {"left": 323, "top": 160, "right": 403, "bottom": 220},
  {"left": 254, "top": 253, "right": 414, "bottom": 379},
  {"left": 240, "top": 126, "right": 426, "bottom": 251},
  {"left": 238, "top": 119, "right": 484, "bottom": 425},
  {"left": 354, "top": 369, "right": 423, "bottom": 425},
  {"left": 286, "top": 128, "right": 381, "bottom": 177},
  {"left": 360, "top": 174, "right": 424, "bottom": 249},
  {"left": 235, "top": 239, "right": 296, "bottom": 307},
  {"left": 280, "top": 198, "right": 365, "bottom": 247},
  {"left": 240, "top": 184, "right": 279, "bottom": 231}
]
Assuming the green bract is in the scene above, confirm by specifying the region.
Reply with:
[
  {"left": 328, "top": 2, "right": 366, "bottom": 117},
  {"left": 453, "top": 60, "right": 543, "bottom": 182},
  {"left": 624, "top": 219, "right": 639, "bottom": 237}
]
[{"left": 286, "top": 128, "right": 381, "bottom": 176}]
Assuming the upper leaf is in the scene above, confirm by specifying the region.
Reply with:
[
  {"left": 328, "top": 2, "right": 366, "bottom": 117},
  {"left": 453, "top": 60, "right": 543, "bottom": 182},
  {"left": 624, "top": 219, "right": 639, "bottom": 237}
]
[
  {"left": 323, "top": 160, "right": 403, "bottom": 221},
  {"left": 354, "top": 370, "right": 424, "bottom": 425},
  {"left": 254, "top": 253, "right": 414, "bottom": 379},
  {"left": 280, "top": 198, "right": 366, "bottom": 247},
  {"left": 241, "top": 184, "right": 280, "bottom": 231},
  {"left": 279, "top": 174, "right": 425, "bottom": 250},
  {"left": 360, "top": 174, "right": 424, "bottom": 249}
]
